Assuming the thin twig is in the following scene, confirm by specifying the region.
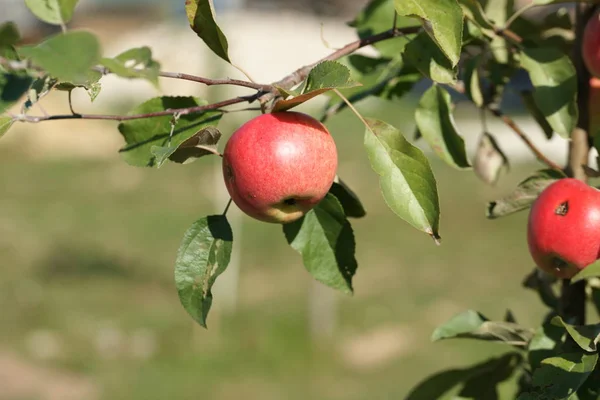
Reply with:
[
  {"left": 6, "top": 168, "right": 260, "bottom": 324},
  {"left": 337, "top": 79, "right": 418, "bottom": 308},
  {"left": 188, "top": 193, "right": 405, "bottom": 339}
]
[
  {"left": 504, "top": 2, "right": 536, "bottom": 29},
  {"left": 222, "top": 198, "right": 233, "bottom": 215},
  {"left": 68, "top": 90, "right": 78, "bottom": 115}
]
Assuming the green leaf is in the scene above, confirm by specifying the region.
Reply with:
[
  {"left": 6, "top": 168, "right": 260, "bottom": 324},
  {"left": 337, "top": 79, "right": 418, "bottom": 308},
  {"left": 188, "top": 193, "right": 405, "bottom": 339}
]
[
  {"left": 328, "top": 177, "right": 366, "bottom": 219},
  {"left": 592, "top": 286, "right": 600, "bottom": 319},
  {"left": 100, "top": 47, "right": 160, "bottom": 86},
  {"left": 394, "top": 0, "right": 463, "bottom": 66},
  {"left": 406, "top": 353, "right": 523, "bottom": 400},
  {"left": 19, "top": 31, "right": 101, "bottom": 85},
  {"left": 117, "top": 96, "right": 222, "bottom": 167},
  {"left": 174, "top": 215, "right": 233, "bottom": 328},
  {"left": 0, "top": 22, "right": 20, "bottom": 48},
  {"left": 273, "top": 61, "right": 360, "bottom": 112},
  {"left": 485, "top": 0, "right": 513, "bottom": 64},
  {"left": 0, "top": 73, "right": 33, "bottom": 113},
  {"left": 457, "top": 0, "right": 495, "bottom": 38},
  {"left": 185, "top": 0, "right": 230, "bottom": 63},
  {"left": 415, "top": 85, "right": 470, "bottom": 170},
  {"left": 528, "top": 321, "right": 565, "bottom": 370},
  {"left": 473, "top": 132, "right": 510, "bottom": 185},
  {"left": 25, "top": 0, "right": 80, "bottom": 25},
  {"left": 571, "top": 261, "right": 600, "bottom": 284},
  {"left": 54, "top": 69, "right": 103, "bottom": 101},
  {"left": 486, "top": 169, "right": 567, "bottom": 219},
  {"left": 463, "top": 55, "right": 484, "bottom": 107},
  {"left": 349, "top": 0, "right": 419, "bottom": 58},
  {"left": 521, "top": 90, "right": 554, "bottom": 139},
  {"left": 403, "top": 32, "right": 457, "bottom": 84},
  {"left": 22, "top": 75, "right": 57, "bottom": 112},
  {"left": 523, "top": 268, "right": 559, "bottom": 310},
  {"left": 551, "top": 316, "right": 600, "bottom": 352},
  {"left": 520, "top": 47, "right": 578, "bottom": 138},
  {"left": 283, "top": 194, "right": 357, "bottom": 294},
  {"left": 151, "top": 126, "right": 221, "bottom": 167},
  {"left": 432, "top": 309, "right": 533, "bottom": 346},
  {"left": 0, "top": 115, "right": 15, "bottom": 138},
  {"left": 363, "top": 118, "right": 440, "bottom": 241},
  {"left": 521, "top": 352, "right": 598, "bottom": 400}
]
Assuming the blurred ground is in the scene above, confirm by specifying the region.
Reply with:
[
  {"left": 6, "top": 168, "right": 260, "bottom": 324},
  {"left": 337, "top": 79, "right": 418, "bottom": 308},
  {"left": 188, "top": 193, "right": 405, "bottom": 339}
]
[{"left": 0, "top": 3, "right": 588, "bottom": 400}]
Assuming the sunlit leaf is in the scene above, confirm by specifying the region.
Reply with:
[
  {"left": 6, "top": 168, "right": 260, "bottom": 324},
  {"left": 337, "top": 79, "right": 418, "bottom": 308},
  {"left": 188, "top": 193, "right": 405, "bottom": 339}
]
[
  {"left": 185, "top": 0, "right": 230, "bottom": 63},
  {"left": 25, "top": 0, "right": 80, "bottom": 25}
]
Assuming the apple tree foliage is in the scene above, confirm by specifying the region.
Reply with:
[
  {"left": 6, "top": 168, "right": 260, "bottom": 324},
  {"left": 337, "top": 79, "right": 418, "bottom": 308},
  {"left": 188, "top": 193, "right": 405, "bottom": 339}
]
[{"left": 2, "top": 0, "right": 600, "bottom": 396}]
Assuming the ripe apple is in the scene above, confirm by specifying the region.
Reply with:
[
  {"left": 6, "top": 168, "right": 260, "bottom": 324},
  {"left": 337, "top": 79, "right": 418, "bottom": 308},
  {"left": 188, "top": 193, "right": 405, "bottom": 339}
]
[
  {"left": 583, "top": 9, "right": 600, "bottom": 78},
  {"left": 527, "top": 178, "right": 600, "bottom": 279},
  {"left": 222, "top": 111, "right": 338, "bottom": 224}
]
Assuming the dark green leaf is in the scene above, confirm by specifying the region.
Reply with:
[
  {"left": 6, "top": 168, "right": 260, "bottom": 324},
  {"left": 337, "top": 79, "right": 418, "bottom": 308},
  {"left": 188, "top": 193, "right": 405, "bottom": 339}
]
[
  {"left": 151, "top": 126, "right": 221, "bottom": 167},
  {"left": 473, "top": 132, "right": 509, "bottom": 185},
  {"left": 486, "top": 169, "right": 567, "bottom": 219},
  {"left": 22, "top": 75, "right": 56, "bottom": 112},
  {"left": 571, "top": 261, "right": 600, "bottom": 284},
  {"left": 394, "top": 0, "right": 463, "bottom": 66},
  {"left": 363, "top": 118, "right": 440, "bottom": 242},
  {"left": 100, "top": 46, "right": 160, "bottom": 86},
  {"left": 577, "top": 368, "right": 600, "bottom": 400},
  {"left": 521, "top": 90, "right": 554, "bottom": 139},
  {"left": 520, "top": 47, "right": 578, "bottom": 138},
  {"left": 185, "top": 0, "right": 230, "bottom": 63},
  {"left": 403, "top": 32, "right": 457, "bottom": 84},
  {"left": 406, "top": 353, "right": 523, "bottom": 400},
  {"left": 521, "top": 352, "right": 598, "bottom": 400},
  {"left": 19, "top": 31, "right": 101, "bottom": 85},
  {"left": 175, "top": 215, "right": 232, "bottom": 328},
  {"left": 25, "top": 0, "right": 80, "bottom": 25},
  {"left": 0, "top": 115, "right": 14, "bottom": 138},
  {"left": 117, "top": 96, "right": 222, "bottom": 167},
  {"left": 522, "top": 268, "right": 559, "bottom": 310},
  {"left": 273, "top": 61, "right": 360, "bottom": 112},
  {"left": 551, "top": 316, "right": 600, "bottom": 352},
  {"left": 328, "top": 177, "right": 366, "bottom": 218},
  {"left": 0, "top": 22, "right": 20, "bottom": 48},
  {"left": 283, "top": 194, "right": 357, "bottom": 294},
  {"left": 415, "top": 85, "right": 470, "bottom": 170},
  {"left": 592, "top": 286, "right": 600, "bottom": 319},
  {"left": 349, "top": 0, "right": 418, "bottom": 58},
  {"left": 0, "top": 73, "right": 33, "bottom": 113},
  {"left": 457, "top": 0, "right": 495, "bottom": 38},
  {"left": 528, "top": 321, "right": 564, "bottom": 370},
  {"left": 432, "top": 309, "right": 533, "bottom": 347}
]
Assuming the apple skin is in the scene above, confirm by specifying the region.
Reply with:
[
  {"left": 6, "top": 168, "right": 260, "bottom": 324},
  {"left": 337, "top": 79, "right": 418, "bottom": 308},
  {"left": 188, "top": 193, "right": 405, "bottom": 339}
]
[
  {"left": 222, "top": 111, "right": 338, "bottom": 224},
  {"left": 583, "top": 9, "right": 600, "bottom": 78},
  {"left": 527, "top": 178, "right": 600, "bottom": 279}
]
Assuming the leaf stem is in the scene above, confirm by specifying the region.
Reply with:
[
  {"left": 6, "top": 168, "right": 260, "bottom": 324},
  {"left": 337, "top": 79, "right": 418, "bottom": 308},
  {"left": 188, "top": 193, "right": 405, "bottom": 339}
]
[
  {"left": 332, "top": 88, "right": 369, "bottom": 128},
  {"left": 222, "top": 198, "right": 233, "bottom": 215},
  {"left": 504, "top": 2, "right": 536, "bottom": 29}
]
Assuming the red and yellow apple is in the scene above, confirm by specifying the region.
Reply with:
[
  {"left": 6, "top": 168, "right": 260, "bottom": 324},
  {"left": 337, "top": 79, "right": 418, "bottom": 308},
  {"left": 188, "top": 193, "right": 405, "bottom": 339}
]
[
  {"left": 527, "top": 178, "right": 600, "bottom": 279},
  {"left": 584, "top": 9, "right": 600, "bottom": 78},
  {"left": 222, "top": 111, "right": 338, "bottom": 224}
]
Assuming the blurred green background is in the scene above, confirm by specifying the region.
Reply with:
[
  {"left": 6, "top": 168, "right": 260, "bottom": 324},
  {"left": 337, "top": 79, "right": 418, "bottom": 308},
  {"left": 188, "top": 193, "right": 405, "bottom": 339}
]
[{"left": 0, "top": 1, "right": 564, "bottom": 399}]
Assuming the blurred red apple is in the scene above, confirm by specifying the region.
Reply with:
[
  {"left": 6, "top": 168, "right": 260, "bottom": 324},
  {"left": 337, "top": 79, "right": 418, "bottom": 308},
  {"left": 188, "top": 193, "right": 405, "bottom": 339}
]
[
  {"left": 222, "top": 111, "right": 338, "bottom": 224},
  {"left": 584, "top": 9, "right": 600, "bottom": 78},
  {"left": 527, "top": 178, "right": 600, "bottom": 279}
]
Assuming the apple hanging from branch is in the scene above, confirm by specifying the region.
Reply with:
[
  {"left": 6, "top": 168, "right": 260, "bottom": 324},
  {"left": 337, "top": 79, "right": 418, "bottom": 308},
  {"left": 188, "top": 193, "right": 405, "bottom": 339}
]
[{"left": 222, "top": 111, "right": 338, "bottom": 224}]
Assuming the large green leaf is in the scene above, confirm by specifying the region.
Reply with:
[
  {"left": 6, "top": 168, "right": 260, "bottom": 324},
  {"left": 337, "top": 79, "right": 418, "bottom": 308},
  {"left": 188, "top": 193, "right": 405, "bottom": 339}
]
[
  {"left": 415, "top": 85, "right": 470, "bottom": 170},
  {"left": 174, "top": 215, "right": 233, "bottom": 328},
  {"left": 348, "top": 0, "right": 419, "bottom": 58},
  {"left": 432, "top": 310, "right": 533, "bottom": 347},
  {"left": 520, "top": 47, "right": 578, "bottom": 138},
  {"left": 185, "top": 0, "right": 230, "bottom": 63},
  {"left": 403, "top": 32, "right": 457, "bottom": 84},
  {"left": 571, "top": 261, "right": 600, "bottom": 283},
  {"left": 273, "top": 61, "right": 360, "bottom": 112},
  {"left": 551, "top": 316, "right": 600, "bottom": 352},
  {"left": 100, "top": 47, "right": 160, "bottom": 86},
  {"left": 486, "top": 169, "right": 567, "bottom": 219},
  {"left": 521, "top": 90, "right": 554, "bottom": 139},
  {"left": 363, "top": 118, "right": 440, "bottom": 241},
  {"left": 520, "top": 352, "right": 598, "bottom": 400},
  {"left": 25, "top": 0, "right": 79, "bottom": 25},
  {"left": 18, "top": 31, "right": 101, "bottom": 85},
  {"left": 283, "top": 194, "right": 357, "bottom": 294},
  {"left": 406, "top": 353, "right": 523, "bottom": 400},
  {"left": 118, "top": 96, "right": 222, "bottom": 167},
  {"left": 394, "top": 0, "right": 463, "bottom": 66}
]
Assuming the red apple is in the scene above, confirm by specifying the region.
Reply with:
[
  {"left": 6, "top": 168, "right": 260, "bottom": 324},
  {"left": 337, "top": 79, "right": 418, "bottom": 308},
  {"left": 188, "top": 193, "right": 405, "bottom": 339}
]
[
  {"left": 222, "top": 111, "right": 338, "bottom": 224},
  {"left": 583, "top": 9, "right": 600, "bottom": 78},
  {"left": 527, "top": 178, "right": 600, "bottom": 279}
]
